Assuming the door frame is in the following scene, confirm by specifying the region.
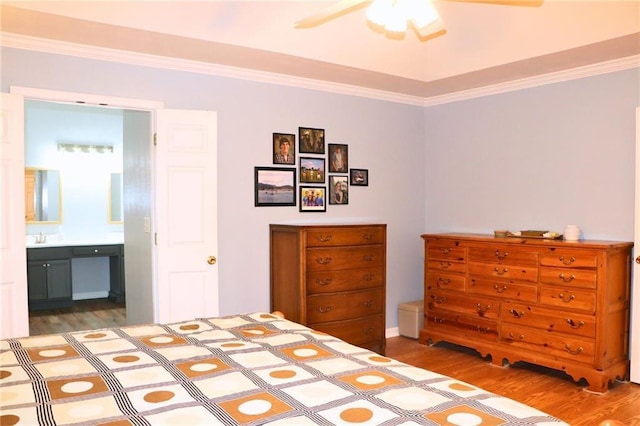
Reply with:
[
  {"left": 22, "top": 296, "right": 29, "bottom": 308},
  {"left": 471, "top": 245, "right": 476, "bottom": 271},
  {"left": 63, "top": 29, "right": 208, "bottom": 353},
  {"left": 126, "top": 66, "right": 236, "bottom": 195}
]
[
  {"left": 9, "top": 85, "right": 163, "bottom": 333},
  {"left": 632, "top": 106, "right": 640, "bottom": 384}
]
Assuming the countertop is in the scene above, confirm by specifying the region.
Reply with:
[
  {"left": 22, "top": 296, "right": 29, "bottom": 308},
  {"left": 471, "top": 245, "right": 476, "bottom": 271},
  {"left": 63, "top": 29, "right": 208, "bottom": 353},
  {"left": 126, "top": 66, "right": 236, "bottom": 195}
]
[{"left": 26, "top": 239, "right": 124, "bottom": 249}]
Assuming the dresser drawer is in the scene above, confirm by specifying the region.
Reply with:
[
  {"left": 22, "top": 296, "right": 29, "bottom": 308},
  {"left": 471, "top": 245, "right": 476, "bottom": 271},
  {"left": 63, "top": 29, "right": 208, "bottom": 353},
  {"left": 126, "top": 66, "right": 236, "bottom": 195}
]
[
  {"left": 468, "top": 247, "right": 538, "bottom": 266},
  {"left": 306, "top": 288, "right": 383, "bottom": 323},
  {"left": 426, "top": 259, "right": 466, "bottom": 274},
  {"left": 306, "top": 267, "right": 383, "bottom": 294},
  {"left": 539, "top": 250, "right": 598, "bottom": 268},
  {"left": 468, "top": 278, "right": 537, "bottom": 303},
  {"left": 72, "top": 245, "right": 121, "bottom": 256},
  {"left": 310, "top": 315, "right": 383, "bottom": 346},
  {"left": 425, "top": 311, "right": 498, "bottom": 343},
  {"left": 539, "top": 286, "right": 596, "bottom": 313},
  {"left": 501, "top": 302, "right": 596, "bottom": 338},
  {"left": 468, "top": 263, "right": 538, "bottom": 283},
  {"left": 500, "top": 324, "right": 594, "bottom": 365},
  {"left": 426, "top": 272, "right": 466, "bottom": 292},
  {"left": 306, "top": 227, "right": 385, "bottom": 247},
  {"left": 427, "top": 291, "right": 498, "bottom": 320},
  {"left": 539, "top": 267, "right": 596, "bottom": 289},
  {"left": 426, "top": 245, "right": 467, "bottom": 262},
  {"left": 306, "top": 245, "right": 384, "bottom": 272}
]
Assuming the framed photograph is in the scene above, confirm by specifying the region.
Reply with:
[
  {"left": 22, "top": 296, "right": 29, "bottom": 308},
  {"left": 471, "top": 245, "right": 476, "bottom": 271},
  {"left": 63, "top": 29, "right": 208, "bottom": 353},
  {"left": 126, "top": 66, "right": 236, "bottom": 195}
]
[
  {"left": 329, "top": 175, "right": 349, "bottom": 205},
  {"left": 254, "top": 167, "right": 296, "bottom": 206},
  {"left": 299, "top": 157, "right": 325, "bottom": 183},
  {"left": 273, "top": 133, "right": 295, "bottom": 165},
  {"left": 299, "top": 186, "right": 326, "bottom": 212},
  {"left": 350, "top": 168, "right": 368, "bottom": 186},
  {"left": 328, "top": 143, "right": 348, "bottom": 173},
  {"left": 298, "top": 127, "right": 325, "bottom": 154}
]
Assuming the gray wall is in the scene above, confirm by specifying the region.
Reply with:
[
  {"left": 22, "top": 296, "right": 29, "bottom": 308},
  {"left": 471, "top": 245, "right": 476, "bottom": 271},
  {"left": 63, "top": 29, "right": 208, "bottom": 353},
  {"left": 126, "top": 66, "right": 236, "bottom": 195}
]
[
  {"left": 424, "top": 70, "right": 639, "bottom": 241},
  {"left": 2, "top": 47, "right": 427, "bottom": 327},
  {"left": 3, "top": 47, "right": 637, "bottom": 329}
]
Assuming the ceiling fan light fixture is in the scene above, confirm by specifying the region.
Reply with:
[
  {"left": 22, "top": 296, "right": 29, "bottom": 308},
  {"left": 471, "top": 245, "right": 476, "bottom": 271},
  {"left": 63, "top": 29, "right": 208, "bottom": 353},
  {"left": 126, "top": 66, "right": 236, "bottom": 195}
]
[{"left": 366, "top": 0, "right": 440, "bottom": 34}]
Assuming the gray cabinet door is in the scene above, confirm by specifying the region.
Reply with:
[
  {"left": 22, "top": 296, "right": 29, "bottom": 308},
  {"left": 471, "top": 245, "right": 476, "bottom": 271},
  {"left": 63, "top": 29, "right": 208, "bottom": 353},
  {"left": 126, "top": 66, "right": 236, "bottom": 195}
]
[
  {"left": 47, "top": 260, "right": 71, "bottom": 300},
  {"left": 27, "top": 261, "right": 48, "bottom": 301}
]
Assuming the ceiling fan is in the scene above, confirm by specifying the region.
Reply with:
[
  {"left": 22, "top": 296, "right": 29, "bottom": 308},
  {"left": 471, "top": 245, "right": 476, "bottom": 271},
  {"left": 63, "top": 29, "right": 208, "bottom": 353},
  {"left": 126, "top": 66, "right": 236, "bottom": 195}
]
[{"left": 294, "top": 0, "right": 543, "bottom": 41}]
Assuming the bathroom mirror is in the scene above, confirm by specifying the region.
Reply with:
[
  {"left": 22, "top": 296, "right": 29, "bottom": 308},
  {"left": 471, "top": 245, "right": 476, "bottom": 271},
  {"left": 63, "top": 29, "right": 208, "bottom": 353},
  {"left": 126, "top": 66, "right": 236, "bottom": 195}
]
[
  {"left": 109, "top": 172, "right": 124, "bottom": 223},
  {"left": 25, "top": 168, "right": 62, "bottom": 223}
]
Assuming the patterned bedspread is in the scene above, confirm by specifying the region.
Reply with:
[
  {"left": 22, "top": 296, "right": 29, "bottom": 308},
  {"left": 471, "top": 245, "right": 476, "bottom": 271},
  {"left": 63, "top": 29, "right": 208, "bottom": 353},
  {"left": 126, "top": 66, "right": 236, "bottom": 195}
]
[{"left": 1, "top": 312, "right": 567, "bottom": 425}]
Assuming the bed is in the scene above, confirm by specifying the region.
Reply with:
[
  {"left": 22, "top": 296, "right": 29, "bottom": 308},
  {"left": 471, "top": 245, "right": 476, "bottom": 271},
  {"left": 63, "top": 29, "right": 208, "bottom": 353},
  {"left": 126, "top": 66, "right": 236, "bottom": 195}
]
[{"left": 1, "top": 312, "right": 568, "bottom": 425}]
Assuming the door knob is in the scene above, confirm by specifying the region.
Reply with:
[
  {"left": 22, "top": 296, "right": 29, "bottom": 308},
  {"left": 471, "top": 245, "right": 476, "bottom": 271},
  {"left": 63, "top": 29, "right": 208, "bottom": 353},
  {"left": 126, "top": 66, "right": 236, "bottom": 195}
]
[
  {"left": 207, "top": 256, "right": 217, "bottom": 265},
  {"left": 636, "top": 256, "right": 640, "bottom": 265}
]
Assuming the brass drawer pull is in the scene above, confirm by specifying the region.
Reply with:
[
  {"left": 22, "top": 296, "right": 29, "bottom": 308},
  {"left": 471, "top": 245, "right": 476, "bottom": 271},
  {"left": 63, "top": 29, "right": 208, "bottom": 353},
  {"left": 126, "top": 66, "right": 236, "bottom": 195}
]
[
  {"left": 476, "top": 326, "right": 490, "bottom": 334},
  {"left": 566, "top": 319, "right": 585, "bottom": 329},
  {"left": 494, "top": 267, "right": 508, "bottom": 276},
  {"left": 433, "top": 317, "right": 445, "bottom": 324},
  {"left": 509, "top": 309, "right": 525, "bottom": 319},
  {"left": 437, "top": 277, "right": 451, "bottom": 287},
  {"left": 317, "top": 235, "right": 332, "bottom": 243},
  {"left": 508, "top": 332, "right": 524, "bottom": 341},
  {"left": 317, "top": 306, "right": 333, "bottom": 313},
  {"left": 362, "top": 255, "right": 373, "bottom": 262},
  {"left": 558, "top": 273, "right": 575, "bottom": 283},
  {"left": 564, "top": 344, "right": 583, "bottom": 355},
  {"left": 364, "top": 300, "right": 374, "bottom": 308},
  {"left": 559, "top": 292, "right": 575, "bottom": 303},
  {"left": 363, "top": 274, "right": 373, "bottom": 281},
  {"left": 440, "top": 248, "right": 451, "bottom": 254},
  {"left": 494, "top": 284, "right": 507, "bottom": 293},
  {"left": 476, "top": 303, "right": 491, "bottom": 317},
  {"left": 431, "top": 296, "right": 446, "bottom": 304},
  {"left": 362, "top": 233, "right": 373, "bottom": 241},
  {"left": 494, "top": 250, "right": 509, "bottom": 260},
  {"left": 559, "top": 256, "right": 576, "bottom": 265},
  {"left": 316, "top": 278, "right": 333, "bottom": 286},
  {"left": 315, "top": 257, "right": 333, "bottom": 265},
  {"left": 440, "top": 261, "right": 452, "bottom": 269},
  {"left": 363, "top": 327, "right": 373, "bottom": 335}
]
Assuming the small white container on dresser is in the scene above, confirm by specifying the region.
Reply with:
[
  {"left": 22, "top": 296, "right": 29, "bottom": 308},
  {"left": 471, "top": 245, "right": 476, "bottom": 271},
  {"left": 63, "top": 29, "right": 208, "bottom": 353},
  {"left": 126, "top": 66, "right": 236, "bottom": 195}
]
[{"left": 564, "top": 225, "right": 581, "bottom": 241}]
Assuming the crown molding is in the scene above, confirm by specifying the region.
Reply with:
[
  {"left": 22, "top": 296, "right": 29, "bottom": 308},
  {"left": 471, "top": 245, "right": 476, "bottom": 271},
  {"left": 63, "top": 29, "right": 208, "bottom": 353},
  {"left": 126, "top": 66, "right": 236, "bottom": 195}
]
[{"left": 1, "top": 32, "right": 638, "bottom": 107}]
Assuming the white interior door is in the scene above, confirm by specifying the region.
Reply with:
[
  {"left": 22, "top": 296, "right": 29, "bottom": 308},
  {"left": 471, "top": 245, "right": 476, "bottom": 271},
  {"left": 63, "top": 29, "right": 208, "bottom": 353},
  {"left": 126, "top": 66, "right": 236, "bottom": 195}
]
[
  {"left": 632, "top": 106, "right": 640, "bottom": 384},
  {"left": 154, "top": 109, "right": 219, "bottom": 323},
  {"left": 0, "top": 92, "right": 29, "bottom": 339}
]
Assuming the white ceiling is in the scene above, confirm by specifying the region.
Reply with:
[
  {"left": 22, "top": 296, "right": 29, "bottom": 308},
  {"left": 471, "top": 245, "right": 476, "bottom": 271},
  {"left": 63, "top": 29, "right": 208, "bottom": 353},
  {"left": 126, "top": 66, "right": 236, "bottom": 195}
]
[{"left": 1, "top": 1, "right": 639, "bottom": 101}]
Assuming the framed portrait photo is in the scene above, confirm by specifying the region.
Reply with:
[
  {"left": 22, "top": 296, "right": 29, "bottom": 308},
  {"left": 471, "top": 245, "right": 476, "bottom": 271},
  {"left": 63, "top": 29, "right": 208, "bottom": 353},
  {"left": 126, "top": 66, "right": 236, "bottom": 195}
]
[
  {"left": 329, "top": 175, "right": 349, "bottom": 205},
  {"left": 254, "top": 167, "right": 296, "bottom": 207},
  {"left": 273, "top": 133, "right": 295, "bottom": 165},
  {"left": 328, "top": 143, "right": 348, "bottom": 173},
  {"left": 298, "top": 127, "right": 325, "bottom": 154},
  {"left": 350, "top": 168, "right": 368, "bottom": 186},
  {"left": 299, "top": 157, "right": 325, "bottom": 184},
  {"left": 299, "top": 186, "right": 326, "bottom": 212}
]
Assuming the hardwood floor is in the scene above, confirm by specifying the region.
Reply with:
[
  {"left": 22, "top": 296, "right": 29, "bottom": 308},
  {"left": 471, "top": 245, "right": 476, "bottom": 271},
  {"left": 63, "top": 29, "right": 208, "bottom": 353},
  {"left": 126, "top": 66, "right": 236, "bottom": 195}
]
[
  {"left": 26, "top": 305, "right": 639, "bottom": 425},
  {"left": 28, "top": 298, "right": 126, "bottom": 336},
  {"left": 386, "top": 336, "right": 640, "bottom": 426}
]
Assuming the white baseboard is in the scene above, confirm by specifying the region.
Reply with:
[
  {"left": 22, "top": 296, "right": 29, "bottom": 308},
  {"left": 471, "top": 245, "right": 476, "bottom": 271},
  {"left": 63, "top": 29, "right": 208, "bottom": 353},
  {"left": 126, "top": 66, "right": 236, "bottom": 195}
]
[
  {"left": 73, "top": 291, "right": 109, "bottom": 301},
  {"left": 386, "top": 327, "right": 400, "bottom": 338}
]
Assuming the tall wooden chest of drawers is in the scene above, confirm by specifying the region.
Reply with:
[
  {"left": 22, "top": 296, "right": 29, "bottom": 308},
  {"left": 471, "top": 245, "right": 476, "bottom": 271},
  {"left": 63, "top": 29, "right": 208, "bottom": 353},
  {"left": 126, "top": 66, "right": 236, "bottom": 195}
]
[
  {"left": 420, "top": 233, "right": 632, "bottom": 393},
  {"left": 270, "top": 224, "right": 387, "bottom": 354}
]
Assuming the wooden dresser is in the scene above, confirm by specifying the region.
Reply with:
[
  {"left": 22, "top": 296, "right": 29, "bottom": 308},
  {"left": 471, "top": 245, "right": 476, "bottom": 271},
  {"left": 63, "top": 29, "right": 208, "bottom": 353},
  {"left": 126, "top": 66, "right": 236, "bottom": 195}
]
[
  {"left": 420, "top": 233, "right": 632, "bottom": 393},
  {"left": 270, "top": 223, "right": 387, "bottom": 354}
]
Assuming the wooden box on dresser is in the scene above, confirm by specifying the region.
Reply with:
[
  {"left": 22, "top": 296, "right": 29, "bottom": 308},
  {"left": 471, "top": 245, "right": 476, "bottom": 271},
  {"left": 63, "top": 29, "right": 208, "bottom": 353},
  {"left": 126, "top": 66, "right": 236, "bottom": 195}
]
[
  {"left": 419, "top": 233, "right": 633, "bottom": 393},
  {"left": 270, "top": 224, "right": 387, "bottom": 354}
]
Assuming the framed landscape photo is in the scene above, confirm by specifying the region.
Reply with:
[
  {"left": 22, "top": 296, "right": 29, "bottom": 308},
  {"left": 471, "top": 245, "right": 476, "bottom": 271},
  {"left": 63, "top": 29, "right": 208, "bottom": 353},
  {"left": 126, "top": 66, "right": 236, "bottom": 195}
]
[
  {"left": 254, "top": 167, "right": 296, "bottom": 207},
  {"left": 329, "top": 175, "right": 349, "bottom": 205},
  {"left": 299, "top": 157, "right": 325, "bottom": 184},
  {"left": 272, "top": 133, "right": 295, "bottom": 165},
  {"left": 298, "top": 127, "right": 325, "bottom": 154},
  {"left": 299, "top": 186, "right": 326, "bottom": 212},
  {"left": 328, "top": 143, "right": 348, "bottom": 173},
  {"left": 350, "top": 168, "right": 368, "bottom": 186}
]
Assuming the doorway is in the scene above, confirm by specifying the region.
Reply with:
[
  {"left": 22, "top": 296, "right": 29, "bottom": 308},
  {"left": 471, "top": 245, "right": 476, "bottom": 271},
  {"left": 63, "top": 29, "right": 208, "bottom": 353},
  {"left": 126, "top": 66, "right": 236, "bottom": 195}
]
[{"left": 24, "top": 99, "right": 151, "bottom": 334}]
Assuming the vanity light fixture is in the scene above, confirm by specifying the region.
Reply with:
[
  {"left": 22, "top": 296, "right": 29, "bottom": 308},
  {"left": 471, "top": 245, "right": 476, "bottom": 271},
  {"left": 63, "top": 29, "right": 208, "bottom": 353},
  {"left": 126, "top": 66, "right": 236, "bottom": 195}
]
[{"left": 58, "top": 143, "right": 114, "bottom": 154}]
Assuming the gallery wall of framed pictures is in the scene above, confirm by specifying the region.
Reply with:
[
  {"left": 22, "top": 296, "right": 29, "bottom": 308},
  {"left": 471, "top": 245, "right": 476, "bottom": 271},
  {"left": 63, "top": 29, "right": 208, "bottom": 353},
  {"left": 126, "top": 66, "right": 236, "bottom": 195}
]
[{"left": 254, "top": 126, "right": 368, "bottom": 212}]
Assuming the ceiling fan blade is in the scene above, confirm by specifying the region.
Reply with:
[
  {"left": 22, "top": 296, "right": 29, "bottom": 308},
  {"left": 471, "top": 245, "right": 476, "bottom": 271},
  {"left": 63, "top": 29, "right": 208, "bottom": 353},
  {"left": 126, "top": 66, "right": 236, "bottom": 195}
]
[
  {"left": 294, "top": 0, "right": 371, "bottom": 28},
  {"left": 441, "top": 0, "right": 543, "bottom": 6}
]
